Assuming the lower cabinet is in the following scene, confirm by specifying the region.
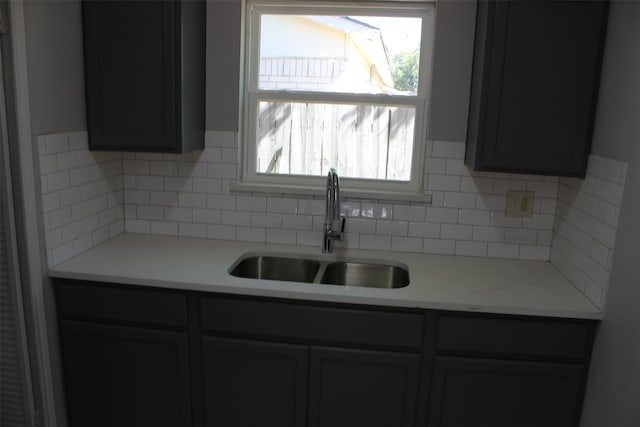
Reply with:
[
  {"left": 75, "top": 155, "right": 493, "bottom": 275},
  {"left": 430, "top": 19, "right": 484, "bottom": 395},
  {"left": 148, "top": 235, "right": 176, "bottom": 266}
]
[
  {"left": 201, "top": 338, "right": 421, "bottom": 427},
  {"left": 54, "top": 280, "right": 596, "bottom": 427},
  {"left": 427, "top": 356, "right": 583, "bottom": 427},
  {"left": 202, "top": 337, "right": 308, "bottom": 427},
  {"left": 308, "top": 347, "right": 420, "bottom": 427},
  {"left": 60, "top": 321, "right": 192, "bottom": 427}
]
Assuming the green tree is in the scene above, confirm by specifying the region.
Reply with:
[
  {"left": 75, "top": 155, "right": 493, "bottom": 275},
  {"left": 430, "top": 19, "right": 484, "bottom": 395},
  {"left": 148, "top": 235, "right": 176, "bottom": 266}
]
[{"left": 391, "top": 49, "right": 419, "bottom": 93}]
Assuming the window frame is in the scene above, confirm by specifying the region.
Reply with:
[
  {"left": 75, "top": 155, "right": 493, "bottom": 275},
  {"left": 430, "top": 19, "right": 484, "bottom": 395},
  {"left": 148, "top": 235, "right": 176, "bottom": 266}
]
[{"left": 239, "top": 0, "right": 436, "bottom": 195}]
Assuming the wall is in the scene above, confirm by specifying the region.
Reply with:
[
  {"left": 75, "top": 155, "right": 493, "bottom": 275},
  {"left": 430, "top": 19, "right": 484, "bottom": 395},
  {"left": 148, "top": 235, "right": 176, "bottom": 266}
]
[
  {"left": 580, "top": 1, "right": 640, "bottom": 426},
  {"left": 23, "top": 0, "right": 86, "bottom": 135}
]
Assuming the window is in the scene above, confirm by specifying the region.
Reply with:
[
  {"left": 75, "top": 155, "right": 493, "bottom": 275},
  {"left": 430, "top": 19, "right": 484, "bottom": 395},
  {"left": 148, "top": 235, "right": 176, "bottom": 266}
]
[{"left": 241, "top": 1, "right": 435, "bottom": 195}]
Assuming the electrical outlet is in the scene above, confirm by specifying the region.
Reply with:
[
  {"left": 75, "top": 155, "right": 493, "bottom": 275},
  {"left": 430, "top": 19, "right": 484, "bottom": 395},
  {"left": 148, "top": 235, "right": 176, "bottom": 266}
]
[{"left": 505, "top": 190, "right": 534, "bottom": 217}]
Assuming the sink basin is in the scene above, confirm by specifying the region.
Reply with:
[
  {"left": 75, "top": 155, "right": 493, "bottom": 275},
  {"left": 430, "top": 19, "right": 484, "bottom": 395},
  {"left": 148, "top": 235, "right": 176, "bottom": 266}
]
[
  {"left": 319, "top": 261, "right": 410, "bottom": 288},
  {"left": 229, "top": 256, "right": 321, "bottom": 283},
  {"left": 229, "top": 253, "right": 410, "bottom": 289}
]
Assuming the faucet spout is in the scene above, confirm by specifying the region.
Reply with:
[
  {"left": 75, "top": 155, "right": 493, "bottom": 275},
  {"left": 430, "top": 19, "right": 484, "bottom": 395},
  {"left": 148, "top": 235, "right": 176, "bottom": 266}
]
[{"left": 323, "top": 168, "right": 345, "bottom": 253}]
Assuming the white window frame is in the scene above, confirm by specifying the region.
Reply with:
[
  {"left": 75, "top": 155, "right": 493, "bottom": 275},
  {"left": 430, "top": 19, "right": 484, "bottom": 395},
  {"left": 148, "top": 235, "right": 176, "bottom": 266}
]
[{"left": 239, "top": 0, "right": 436, "bottom": 196}]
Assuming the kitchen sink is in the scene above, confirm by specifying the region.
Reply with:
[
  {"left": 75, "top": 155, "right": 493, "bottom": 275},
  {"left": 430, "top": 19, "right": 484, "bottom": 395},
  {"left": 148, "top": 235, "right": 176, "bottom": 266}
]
[
  {"left": 229, "top": 253, "right": 409, "bottom": 288},
  {"left": 229, "top": 256, "right": 321, "bottom": 283},
  {"left": 319, "top": 261, "right": 409, "bottom": 288}
]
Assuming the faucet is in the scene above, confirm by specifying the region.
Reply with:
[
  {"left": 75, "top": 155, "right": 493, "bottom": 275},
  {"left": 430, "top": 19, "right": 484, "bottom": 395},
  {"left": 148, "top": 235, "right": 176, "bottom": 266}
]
[{"left": 323, "top": 168, "right": 345, "bottom": 253}]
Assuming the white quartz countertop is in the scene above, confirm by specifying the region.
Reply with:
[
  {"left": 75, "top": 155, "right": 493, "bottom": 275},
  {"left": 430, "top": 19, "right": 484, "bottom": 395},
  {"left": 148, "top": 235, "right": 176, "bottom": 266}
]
[{"left": 48, "top": 233, "right": 602, "bottom": 319}]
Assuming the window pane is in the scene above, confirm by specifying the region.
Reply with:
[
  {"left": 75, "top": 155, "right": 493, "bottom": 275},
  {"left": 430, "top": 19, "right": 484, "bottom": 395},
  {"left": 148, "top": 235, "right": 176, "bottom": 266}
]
[
  {"left": 256, "top": 101, "right": 415, "bottom": 181},
  {"left": 259, "top": 15, "right": 422, "bottom": 95}
]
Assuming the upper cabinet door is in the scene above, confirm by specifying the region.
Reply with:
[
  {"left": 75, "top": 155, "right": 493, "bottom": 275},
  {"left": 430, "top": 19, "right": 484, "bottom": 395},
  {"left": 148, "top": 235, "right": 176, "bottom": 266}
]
[
  {"left": 82, "top": 0, "right": 204, "bottom": 153},
  {"left": 466, "top": 1, "right": 609, "bottom": 177}
]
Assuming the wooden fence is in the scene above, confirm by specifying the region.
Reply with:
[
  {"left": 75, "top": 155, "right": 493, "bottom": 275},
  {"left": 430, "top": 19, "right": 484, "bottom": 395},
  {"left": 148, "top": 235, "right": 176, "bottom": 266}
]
[{"left": 256, "top": 101, "right": 415, "bottom": 180}]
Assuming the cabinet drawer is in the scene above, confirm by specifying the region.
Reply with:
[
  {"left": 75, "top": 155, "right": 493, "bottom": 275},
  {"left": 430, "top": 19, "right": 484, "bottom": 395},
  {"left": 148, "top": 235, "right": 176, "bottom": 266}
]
[
  {"left": 436, "top": 314, "right": 593, "bottom": 361},
  {"left": 200, "top": 296, "right": 424, "bottom": 350},
  {"left": 55, "top": 281, "right": 188, "bottom": 328}
]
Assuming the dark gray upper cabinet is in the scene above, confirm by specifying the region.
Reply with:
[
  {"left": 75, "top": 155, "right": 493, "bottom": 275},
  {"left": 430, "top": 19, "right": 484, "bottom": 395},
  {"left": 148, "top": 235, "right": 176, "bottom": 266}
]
[
  {"left": 466, "top": 0, "right": 609, "bottom": 177},
  {"left": 82, "top": 0, "right": 205, "bottom": 153}
]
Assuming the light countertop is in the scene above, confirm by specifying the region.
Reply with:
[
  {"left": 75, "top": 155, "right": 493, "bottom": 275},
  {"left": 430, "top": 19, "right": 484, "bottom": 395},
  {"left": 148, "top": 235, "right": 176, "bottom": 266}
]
[{"left": 48, "top": 233, "right": 602, "bottom": 319}]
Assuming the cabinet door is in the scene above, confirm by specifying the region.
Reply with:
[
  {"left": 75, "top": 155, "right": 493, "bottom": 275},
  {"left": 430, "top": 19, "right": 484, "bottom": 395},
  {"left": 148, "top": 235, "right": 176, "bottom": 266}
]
[
  {"left": 82, "top": 0, "right": 177, "bottom": 151},
  {"left": 202, "top": 337, "right": 308, "bottom": 427},
  {"left": 428, "top": 356, "right": 583, "bottom": 427},
  {"left": 308, "top": 347, "right": 420, "bottom": 427},
  {"left": 467, "top": 0, "right": 608, "bottom": 176},
  {"left": 60, "top": 321, "right": 191, "bottom": 427}
]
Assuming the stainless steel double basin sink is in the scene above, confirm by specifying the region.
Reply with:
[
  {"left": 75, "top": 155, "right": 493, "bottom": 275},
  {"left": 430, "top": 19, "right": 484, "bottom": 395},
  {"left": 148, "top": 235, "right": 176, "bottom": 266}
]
[{"left": 229, "top": 253, "right": 409, "bottom": 289}]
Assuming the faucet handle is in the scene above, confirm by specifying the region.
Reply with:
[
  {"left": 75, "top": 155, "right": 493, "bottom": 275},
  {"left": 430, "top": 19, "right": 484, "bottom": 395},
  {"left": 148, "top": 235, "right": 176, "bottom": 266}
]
[{"left": 333, "top": 216, "right": 345, "bottom": 233}]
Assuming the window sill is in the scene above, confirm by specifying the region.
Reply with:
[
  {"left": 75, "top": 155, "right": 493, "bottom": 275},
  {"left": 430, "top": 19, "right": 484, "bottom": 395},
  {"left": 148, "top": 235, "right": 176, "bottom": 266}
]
[{"left": 229, "top": 182, "right": 433, "bottom": 204}]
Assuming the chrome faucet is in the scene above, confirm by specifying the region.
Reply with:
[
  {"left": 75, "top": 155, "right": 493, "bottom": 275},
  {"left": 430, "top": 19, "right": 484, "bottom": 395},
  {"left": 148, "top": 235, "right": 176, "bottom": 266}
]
[{"left": 323, "top": 168, "right": 345, "bottom": 253}]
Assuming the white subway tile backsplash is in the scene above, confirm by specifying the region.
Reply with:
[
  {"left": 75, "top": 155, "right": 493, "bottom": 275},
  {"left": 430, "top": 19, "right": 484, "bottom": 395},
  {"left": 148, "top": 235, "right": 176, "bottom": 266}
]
[
  {"left": 236, "top": 227, "right": 265, "bottom": 242},
  {"left": 526, "top": 180, "right": 558, "bottom": 198},
  {"left": 149, "top": 160, "right": 178, "bottom": 176},
  {"left": 487, "top": 243, "right": 519, "bottom": 259},
  {"left": 361, "top": 203, "right": 393, "bottom": 219},
  {"left": 267, "top": 197, "right": 298, "bottom": 213},
  {"left": 493, "top": 179, "right": 526, "bottom": 195},
  {"left": 426, "top": 207, "right": 458, "bottom": 224},
  {"left": 475, "top": 194, "right": 505, "bottom": 211},
  {"left": 472, "top": 226, "right": 505, "bottom": 243},
  {"left": 149, "top": 191, "right": 178, "bottom": 207},
  {"left": 179, "top": 222, "right": 207, "bottom": 238},
  {"left": 137, "top": 176, "right": 163, "bottom": 191},
  {"left": 441, "top": 224, "right": 473, "bottom": 240},
  {"left": 208, "top": 163, "right": 237, "bottom": 179},
  {"left": 40, "top": 154, "right": 58, "bottom": 174},
  {"left": 150, "top": 221, "right": 178, "bottom": 236},
  {"left": 444, "top": 192, "right": 477, "bottom": 209},
  {"left": 519, "top": 245, "right": 551, "bottom": 261},
  {"left": 376, "top": 220, "right": 408, "bottom": 236},
  {"left": 455, "top": 241, "right": 487, "bottom": 257},
  {"left": 181, "top": 161, "right": 208, "bottom": 177},
  {"left": 298, "top": 199, "right": 325, "bottom": 215},
  {"left": 266, "top": 229, "right": 297, "bottom": 245},
  {"left": 359, "top": 234, "right": 391, "bottom": 251},
  {"left": 207, "top": 224, "right": 236, "bottom": 240},
  {"left": 461, "top": 177, "right": 493, "bottom": 194},
  {"left": 505, "top": 228, "right": 538, "bottom": 245},
  {"left": 207, "top": 194, "right": 236, "bottom": 210},
  {"left": 179, "top": 192, "right": 207, "bottom": 208},
  {"left": 221, "top": 210, "right": 251, "bottom": 226},
  {"left": 296, "top": 230, "right": 323, "bottom": 247},
  {"left": 550, "top": 155, "right": 627, "bottom": 310},
  {"left": 251, "top": 212, "right": 282, "bottom": 228},
  {"left": 237, "top": 196, "right": 267, "bottom": 212},
  {"left": 391, "top": 236, "right": 423, "bottom": 253},
  {"left": 393, "top": 205, "right": 426, "bottom": 222},
  {"left": 341, "top": 201, "right": 361, "bottom": 217},
  {"left": 423, "top": 238, "right": 455, "bottom": 255},
  {"left": 44, "top": 133, "right": 69, "bottom": 154},
  {"left": 126, "top": 219, "right": 150, "bottom": 234},
  {"left": 124, "top": 159, "right": 149, "bottom": 175},
  {"left": 408, "top": 222, "right": 440, "bottom": 238},
  {"left": 165, "top": 207, "right": 193, "bottom": 222},
  {"left": 192, "top": 178, "right": 221, "bottom": 194},
  {"left": 282, "top": 214, "right": 313, "bottom": 231},
  {"left": 38, "top": 132, "right": 124, "bottom": 267},
  {"left": 458, "top": 209, "right": 490, "bottom": 226},
  {"left": 428, "top": 174, "right": 461, "bottom": 192},
  {"left": 345, "top": 218, "right": 376, "bottom": 234}
]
